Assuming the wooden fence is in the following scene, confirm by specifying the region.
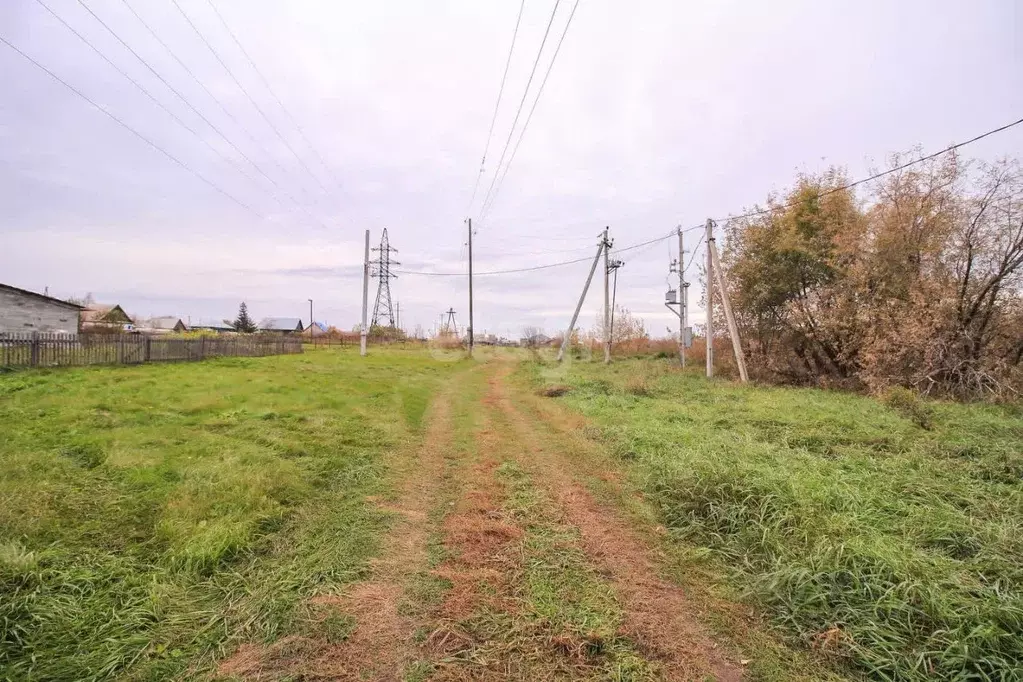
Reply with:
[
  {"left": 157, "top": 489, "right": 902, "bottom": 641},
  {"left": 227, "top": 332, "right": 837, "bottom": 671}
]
[{"left": 0, "top": 333, "right": 302, "bottom": 369}]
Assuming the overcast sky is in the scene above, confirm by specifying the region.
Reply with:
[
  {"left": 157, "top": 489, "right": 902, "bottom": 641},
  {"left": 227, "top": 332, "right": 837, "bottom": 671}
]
[{"left": 1, "top": 0, "right": 1021, "bottom": 337}]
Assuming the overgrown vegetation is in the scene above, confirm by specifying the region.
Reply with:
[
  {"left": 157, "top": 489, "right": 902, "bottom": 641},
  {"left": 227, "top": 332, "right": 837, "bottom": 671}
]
[
  {"left": 0, "top": 350, "right": 455, "bottom": 679},
  {"left": 721, "top": 152, "right": 1023, "bottom": 399},
  {"left": 531, "top": 357, "right": 1023, "bottom": 681}
]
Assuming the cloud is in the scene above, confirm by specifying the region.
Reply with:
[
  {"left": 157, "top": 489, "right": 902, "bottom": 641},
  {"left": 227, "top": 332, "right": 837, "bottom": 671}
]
[{"left": 2, "top": 0, "right": 1021, "bottom": 339}]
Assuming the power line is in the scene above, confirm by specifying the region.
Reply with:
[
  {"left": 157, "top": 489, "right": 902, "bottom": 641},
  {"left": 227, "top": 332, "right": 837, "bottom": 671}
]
[
  {"left": 118, "top": 0, "right": 326, "bottom": 226},
  {"left": 203, "top": 0, "right": 344, "bottom": 194},
  {"left": 708, "top": 116, "right": 1023, "bottom": 225},
  {"left": 684, "top": 234, "right": 705, "bottom": 273},
  {"left": 480, "top": 0, "right": 581, "bottom": 221},
  {"left": 0, "top": 34, "right": 260, "bottom": 216},
  {"left": 476, "top": 0, "right": 562, "bottom": 223},
  {"left": 28, "top": 0, "right": 269, "bottom": 212},
  {"left": 396, "top": 228, "right": 675, "bottom": 277},
  {"left": 169, "top": 0, "right": 331, "bottom": 199},
  {"left": 73, "top": 0, "right": 326, "bottom": 226},
  {"left": 466, "top": 0, "right": 526, "bottom": 215}
]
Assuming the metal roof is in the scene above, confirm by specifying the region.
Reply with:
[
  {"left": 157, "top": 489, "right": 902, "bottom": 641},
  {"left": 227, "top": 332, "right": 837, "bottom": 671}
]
[
  {"left": 0, "top": 283, "right": 84, "bottom": 310},
  {"left": 258, "top": 317, "right": 304, "bottom": 331}
]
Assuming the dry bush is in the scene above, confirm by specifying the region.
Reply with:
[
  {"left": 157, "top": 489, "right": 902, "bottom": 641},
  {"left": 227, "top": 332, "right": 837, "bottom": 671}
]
[{"left": 720, "top": 152, "right": 1023, "bottom": 400}]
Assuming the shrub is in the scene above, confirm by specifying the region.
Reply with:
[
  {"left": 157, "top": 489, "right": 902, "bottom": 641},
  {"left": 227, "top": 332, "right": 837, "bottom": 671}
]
[{"left": 883, "top": 386, "right": 934, "bottom": 430}]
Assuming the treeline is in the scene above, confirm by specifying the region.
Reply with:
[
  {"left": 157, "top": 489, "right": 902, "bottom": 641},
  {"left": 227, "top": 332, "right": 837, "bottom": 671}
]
[{"left": 720, "top": 151, "right": 1023, "bottom": 399}]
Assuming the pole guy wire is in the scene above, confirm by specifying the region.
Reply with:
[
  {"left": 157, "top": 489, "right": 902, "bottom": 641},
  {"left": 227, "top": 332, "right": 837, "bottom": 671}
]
[
  {"left": 203, "top": 0, "right": 344, "bottom": 195},
  {"left": 475, "top": 0, "right": 562, "bottom": 225},
  {"left": 466, "top": 0, "right": 526, "bottom": 215},
  {"left": 480, "top": 0, "right": 581, "bottom": 221},
  {"left": 0, "top": 34, "right": 261, "bottom": 217}
]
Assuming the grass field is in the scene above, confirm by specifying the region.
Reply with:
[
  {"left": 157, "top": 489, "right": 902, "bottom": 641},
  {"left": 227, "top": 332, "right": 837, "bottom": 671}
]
[
  {"left": 526, "top": 357, "right": 1023, "bottom": 681},
  {"left": 0, "top": 349, "right": 460, "bottom": 680}
]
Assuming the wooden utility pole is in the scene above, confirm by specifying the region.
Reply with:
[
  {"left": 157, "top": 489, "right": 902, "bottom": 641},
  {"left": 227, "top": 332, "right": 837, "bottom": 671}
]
[
  {"left": 360, "top": 229, "right": 369, "bottom": 356},
  {"left": 709, "top": 240, "right": 749, "bottom": 382},
  {"left": 468, "top": 218, "right": 474, "bottom": 357},
  {"left": 603, "top": 227, "right": 611, "bottom": 364},
  {"left": 706, "top": 219, "right": 714, "bottom": 378},
  {"left": 557, "top": 236, "right": 605, "bottom": 362},
  {"left": 308, "top": 298, "right": 313, "bottom": 333}
]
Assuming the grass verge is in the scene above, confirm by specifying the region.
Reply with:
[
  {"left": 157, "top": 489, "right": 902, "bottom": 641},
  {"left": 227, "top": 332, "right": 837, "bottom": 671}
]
[{"left": 524, "top": 356, "right": 1023, "bottom": 681}]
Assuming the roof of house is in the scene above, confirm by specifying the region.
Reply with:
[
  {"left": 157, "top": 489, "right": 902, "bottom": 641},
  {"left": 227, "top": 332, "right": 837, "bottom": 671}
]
[
  {"left": 81, "top": 304, "right": 133, "bottom": 324},
  {"left": 259, "top": 317, "right": 304, "bottom": 331},
  {"left": 0, "top": 283, "right": 84, "bottom": 310},
  {"left": 143, "top": 316, "right": 186, "bottom": 330},
  {"left": 191, "top": 318, "right": 234, "bottom": 329}
]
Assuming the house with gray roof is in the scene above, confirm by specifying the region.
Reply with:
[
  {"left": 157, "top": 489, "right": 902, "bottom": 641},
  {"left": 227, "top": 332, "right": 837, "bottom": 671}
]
[{"left": 258, "top": 318, "right": 304, "bottom": 334}]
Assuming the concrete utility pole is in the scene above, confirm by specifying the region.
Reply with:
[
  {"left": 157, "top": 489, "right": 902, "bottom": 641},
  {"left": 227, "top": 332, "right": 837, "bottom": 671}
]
[
  {"left": 308, "top": 298, "right": 313, "bottom": 333},
  {"left": 557, "top": 235, "right": 606, "bottom": 362},
  {"left": 706, "top": 219, "right": 714, "bottom": 378},
  {"left": 360, "top": 230, "right": 370, "bottom": 356},
  {"left": 710, "top": 239, "right": 750, "bottom": 382},
  {"left": 468, "top": 218, "right": 474, "bottom": 357},
  {"left": 678, "top": 227, "right": 686, "bottom": 368},
  {"left": 603, "top": 227, "right": 611, "bottom": 364}
]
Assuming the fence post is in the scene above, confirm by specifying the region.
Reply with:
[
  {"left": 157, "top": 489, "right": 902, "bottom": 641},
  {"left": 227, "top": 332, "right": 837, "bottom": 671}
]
[
  {"left": 30, "top": 332, "right": 39, "bottom": 366},
  {"left": 145, "top": 337, "right": 151, "bottom": 362}
]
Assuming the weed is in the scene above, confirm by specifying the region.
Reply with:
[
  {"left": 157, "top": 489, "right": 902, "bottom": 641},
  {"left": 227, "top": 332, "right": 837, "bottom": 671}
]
[{"left": 884, "top": 386, "right": 935, "bottom": 430}]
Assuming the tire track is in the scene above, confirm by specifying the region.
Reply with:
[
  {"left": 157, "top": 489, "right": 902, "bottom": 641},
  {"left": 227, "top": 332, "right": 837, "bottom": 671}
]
[{"left": 486, "top": 363, "right": 744, "bottom": 682}]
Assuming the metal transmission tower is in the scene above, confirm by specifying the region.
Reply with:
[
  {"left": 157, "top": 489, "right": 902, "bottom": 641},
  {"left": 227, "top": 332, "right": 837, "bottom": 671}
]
[
  {"left": 442, "top": 308, "right": 459, "bottom": 336},
  {"left": 370, "top": 228, "right": 400, "bottom": 328}
]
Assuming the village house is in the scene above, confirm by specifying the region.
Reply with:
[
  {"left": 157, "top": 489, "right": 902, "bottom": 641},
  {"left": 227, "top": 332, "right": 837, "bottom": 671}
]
[
  {"left": 258, "top": 318, "right": 304, "bottom": 334},
  {"left": 0, "top": 283, "right": 83, "bottom": 334},
  {"left": 80, "top": 304, "right": 134, "bottom": 332},
  {"left": 139, "top": 316, "right": 187, "bottom": 334},
  {"left": 190, "top": 318, "right": 235, "bottom": 333}
]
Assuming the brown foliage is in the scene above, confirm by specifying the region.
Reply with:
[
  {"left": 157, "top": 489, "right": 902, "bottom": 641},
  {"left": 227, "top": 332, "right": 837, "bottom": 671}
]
[{"left": 720, "top": 151, "right": 1023, "bottom": 399}]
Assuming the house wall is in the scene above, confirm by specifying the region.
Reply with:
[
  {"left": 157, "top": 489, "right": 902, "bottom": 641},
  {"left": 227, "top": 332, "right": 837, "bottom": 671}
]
[{"left": 0, "top": 289, "right": 80, "bottom": 333}]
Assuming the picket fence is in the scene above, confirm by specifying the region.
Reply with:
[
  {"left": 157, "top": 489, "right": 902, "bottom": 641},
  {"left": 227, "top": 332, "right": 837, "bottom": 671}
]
[{"left": 0, "top": 333, "right": 302, "bottom": 368}]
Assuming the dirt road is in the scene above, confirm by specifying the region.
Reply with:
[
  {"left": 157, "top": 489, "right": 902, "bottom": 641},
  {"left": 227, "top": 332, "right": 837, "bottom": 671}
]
[{"left": 220, "top": 360, "right": 743, "bottom": 681}]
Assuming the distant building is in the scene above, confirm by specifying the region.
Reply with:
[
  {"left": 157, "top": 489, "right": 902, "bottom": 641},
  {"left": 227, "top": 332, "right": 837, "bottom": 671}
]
[
  {"left": 258, "top": 318, "right": 304, "bottom": 334},
  {"left": 81, "top": 304, "right": 134, "bottom": 332},
  {"left": 301, "top": 321, "right": 328, "bottom": 337},
  {"left": 0, "top": 283, "right": 83, "bottom": 334},
  {"left": 190, "top": 318, "right": 235, "bottom": 333},
  {"left": 140, "top": 316, "right": 187, "bottom": 334}
]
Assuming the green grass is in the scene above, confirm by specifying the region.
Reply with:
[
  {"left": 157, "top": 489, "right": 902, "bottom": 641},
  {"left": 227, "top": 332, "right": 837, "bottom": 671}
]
[
  {"left": 497, "top": 460, "right": 658, "bottom": 681},
  {"left": 0, "top": 348, "right": 459, "bottom": 680},
  {"left": 526, "top": 357, "right": 1023, "bottom": 681}
]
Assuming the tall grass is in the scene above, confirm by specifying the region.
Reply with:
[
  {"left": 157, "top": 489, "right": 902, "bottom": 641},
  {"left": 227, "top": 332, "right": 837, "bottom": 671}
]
[
  {"left": 0, "top": 350, "right": 455, "bottom": 679},
  {"left": 533, "top": 358, "right": 1023, "bottom": 681}
]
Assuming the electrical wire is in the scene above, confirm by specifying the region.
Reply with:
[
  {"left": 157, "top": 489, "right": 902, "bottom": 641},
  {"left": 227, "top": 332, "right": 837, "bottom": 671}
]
[
  {"left": 169, "top": 0, "right": 330, "bottom": 198},
  {"left": 118, "top": 0, "right": 324, "bottom": 224},
  {"left": 475, "top": 0, "right": 562, "bottom": 224},
  {"left": 684, "top": 234, "right": 705, "bottom": 273},
  {"left": 396, "top": 228, "right": 675, "bottom": 276},
  {"left": 466, "top": 0, "right": 526, "bottom": 215},
  {"left": 704, "top": 116, "right": 1023, "bottom": 226},
  {"left": 479, "top": 0, "right": 581, "bottom": 221},
  {"left": 203, "top": 0, "right": 343, "bottom": 193},
  {"left": 72, "top": 0, "right": 328, "bottom": 228},
  {"left": 0, "top": 34, "right": 260, "bottom": 216}
]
